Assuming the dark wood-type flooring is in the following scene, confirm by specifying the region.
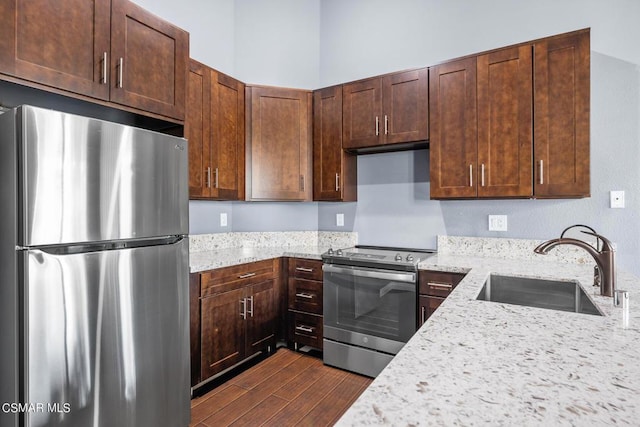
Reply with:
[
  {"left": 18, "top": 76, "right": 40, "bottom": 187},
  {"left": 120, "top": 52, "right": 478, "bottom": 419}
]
[{"left": 190, "top": 349, "right": 372, "bottom": 426}]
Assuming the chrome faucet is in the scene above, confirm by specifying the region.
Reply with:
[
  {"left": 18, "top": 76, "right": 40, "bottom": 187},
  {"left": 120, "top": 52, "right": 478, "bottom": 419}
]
[{"left": 534, "top": 229, "right": 616, "bottom": 297}]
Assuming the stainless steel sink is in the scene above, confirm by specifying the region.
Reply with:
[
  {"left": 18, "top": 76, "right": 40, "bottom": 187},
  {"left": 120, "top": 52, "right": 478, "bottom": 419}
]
[{"left": 477, "top": 274, "right": 603, "bottom": 316}]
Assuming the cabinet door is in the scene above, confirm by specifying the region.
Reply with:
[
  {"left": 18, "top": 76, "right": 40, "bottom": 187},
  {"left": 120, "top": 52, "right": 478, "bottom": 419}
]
[
  {"left": 342, "top": 77, "right": 382, "bottom": 149},
  {"left": 211, "top": 70, "right": 245, "bottom": 200},
  {"left": 418, "top": 295, "right": 444, "bottom": 327},
  {"left": 429, "top": 57, "right": 478, "bottom": 199},
  {"left": 246, "top": 86, "right": 312, "bottom": 201},
  {"left": 246, "top": 279, "right": 277, "bottom": 355},
  {"left": 313, "top": 85, "right": 357, "bottom": 201},
  {"left": 382, "top": 68, "right": 429, "bottom": 145},
  {"left": 534, "top": 30, "right": 590, "bottom": 197},
  {"left": 200, "top": 288, "right": 246, "bottom": 380},
  {"left": 477, "top": 45, "right": 533, "bottom": 197},
  {"left": 0, "top": 0, "right": 110, "bottom": 100},
  {"left": 110, "top": 0, "right": 188, "bottom": 120},
  {"left": 186, "top": 59, "right": 212, "bottom": 199}
]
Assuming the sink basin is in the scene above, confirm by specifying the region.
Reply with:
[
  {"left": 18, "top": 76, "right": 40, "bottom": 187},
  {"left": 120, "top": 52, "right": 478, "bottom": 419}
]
[{"left": 477, "top": 274, "right": 603, "bottom": 316}]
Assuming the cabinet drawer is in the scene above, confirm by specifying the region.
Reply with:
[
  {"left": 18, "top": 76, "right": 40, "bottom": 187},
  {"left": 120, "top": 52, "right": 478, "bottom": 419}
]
[
  {"left": 288, "top": 311, "right": 323, "bottom": 349},
  {"left": 419, "top": 270, "right": 466, "bottom": 297},
  {"left": 288, "top": 278, "right": 322, "bottom": 314},
  {"left": 288, "top": 258, "right": 323, "bottom": 281},
  {"left": 201, "top": 259, "right": 278, "bottom": 297}
]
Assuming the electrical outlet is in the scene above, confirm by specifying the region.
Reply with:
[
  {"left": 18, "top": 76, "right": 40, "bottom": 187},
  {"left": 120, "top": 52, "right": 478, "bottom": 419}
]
[
  {"left": 488, "top": 215, "right": 507, "bottom": 231},
  {"left": 220, "top": 212, "right": 228, "bottom": 227},
  {"left": 336, "top": 213, "right": 345, "bottom": 227},
  {"left": 610, "top": 190, "right": 625, "bottom": 208}
]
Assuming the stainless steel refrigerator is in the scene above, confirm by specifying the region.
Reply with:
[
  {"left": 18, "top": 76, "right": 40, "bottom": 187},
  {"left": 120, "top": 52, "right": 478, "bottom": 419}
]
[{"left": 0, "top": 106, "right": 190, "bottom": 427}]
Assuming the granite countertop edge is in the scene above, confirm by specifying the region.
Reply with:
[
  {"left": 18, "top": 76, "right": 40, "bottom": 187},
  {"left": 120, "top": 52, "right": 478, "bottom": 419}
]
[{"left": 189, "top": 246, "right": 327, "bottom": 273}]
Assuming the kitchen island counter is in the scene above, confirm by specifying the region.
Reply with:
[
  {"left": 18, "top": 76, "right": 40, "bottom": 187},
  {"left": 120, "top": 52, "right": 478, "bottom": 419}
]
[{"left": 337, "top": 252, "right": 640, "bottom": 426}]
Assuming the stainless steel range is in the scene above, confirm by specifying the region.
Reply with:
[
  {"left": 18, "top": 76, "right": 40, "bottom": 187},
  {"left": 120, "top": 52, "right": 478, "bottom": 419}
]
[{"left": 322, "top": 245, "right": 435, "bottom": 377}]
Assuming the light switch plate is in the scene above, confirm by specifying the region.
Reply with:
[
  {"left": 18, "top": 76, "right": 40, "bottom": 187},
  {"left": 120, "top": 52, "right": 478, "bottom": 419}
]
[
  {"left": 336, "top": 213, "right": 345, "bottom": 227},
  {"left": 220, "top": 212, "right": 228, "bottom": 227},
  {"left": 610, "top": 190, "right": 625, "bottom": 208},
  {"left": 488, "top": 215, "right": 508, "bottom": 231}
]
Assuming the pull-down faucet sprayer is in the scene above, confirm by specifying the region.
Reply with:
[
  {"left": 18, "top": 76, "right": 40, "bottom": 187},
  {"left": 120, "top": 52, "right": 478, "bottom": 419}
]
[{"left": 534, "top": 229, "right": 616, "bottom": 297}]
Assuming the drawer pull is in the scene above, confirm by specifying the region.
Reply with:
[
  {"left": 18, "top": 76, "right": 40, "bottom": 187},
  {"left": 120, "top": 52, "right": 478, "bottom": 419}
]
[
  {"left": 428, "top": 282, "right": 453, "bottom": 291},
  {"left": 295, "top": 292, "right": 314, "bottom": 299},
  {"left": 295, "top": 325, "right": 314, "bottom": 333},
  {"left": 238, "top": 272, "right": 256, "bottom": 279},
  {"left": 295, "top": 267, "right": 314, "bottom": 273}
]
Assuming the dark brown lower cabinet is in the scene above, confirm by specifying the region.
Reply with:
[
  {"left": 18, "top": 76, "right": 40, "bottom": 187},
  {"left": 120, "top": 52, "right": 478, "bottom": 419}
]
[
  {"left": 191, "top": 259, "right": 280, "bottom": 387},
  {"left": 418, "top": 270, "right": 466, "bottom": 327},
  {"left": 287, "top": 258, "right": 323, "bottom": 350}
]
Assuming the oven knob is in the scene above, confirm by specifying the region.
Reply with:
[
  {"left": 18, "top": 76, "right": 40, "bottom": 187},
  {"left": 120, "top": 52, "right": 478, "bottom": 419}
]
[
  {"left": 395, "top": 253, "right": 402, "bottom": 261},
  {"left": 327, "top": 248, "right": 334, "bottom": 255},
  {"left": 336, "top": 249, "right": 343, "bottom": 256},
  {"left": 406, "top": 254, "right": 414, "bottom": 262}
]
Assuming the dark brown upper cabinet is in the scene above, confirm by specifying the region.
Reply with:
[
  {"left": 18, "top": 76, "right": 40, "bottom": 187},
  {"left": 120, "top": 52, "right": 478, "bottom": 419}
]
[
  {"left": 0, "top": 0, "right": 188, "bottom": 122},
  {"left": 534, "top": 30, "right": 590, "bottom": 198},
  {"left": 245, "top": 86, "right": 312, "bottom": 201},
  {"left": 430, "top": 28, "right": 589, "bottom": 200},
  {"left": 477, "top": 45, "right": 533, "bottom": 198},
  {"left": 342, "top": 68, "right": 428, "bottom": 151},
  {"left": 186, "top": 59, "right": 245, "bottom": 200},
  {"left": 429, "top": 57, "right": 478, "bottom": 199},
  {"left": 313, "top": 85, "right": 357, "bottom": 202}
]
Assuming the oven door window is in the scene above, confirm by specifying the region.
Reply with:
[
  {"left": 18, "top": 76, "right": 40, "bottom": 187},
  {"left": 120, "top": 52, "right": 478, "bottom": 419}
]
[{"left": 324, "top": 266, "right": 416, "bottom": 343}]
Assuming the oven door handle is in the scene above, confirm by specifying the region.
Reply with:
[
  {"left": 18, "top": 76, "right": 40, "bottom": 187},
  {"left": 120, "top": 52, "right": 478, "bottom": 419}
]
[{"left": 323, "top": 264, "right": 416, "bottom": 283}]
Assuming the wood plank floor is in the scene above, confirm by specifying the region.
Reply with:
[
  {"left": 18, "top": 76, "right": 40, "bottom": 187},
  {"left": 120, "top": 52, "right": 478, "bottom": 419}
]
[{"left": 190, "top": 349, "right": 372, "bottom": 426}]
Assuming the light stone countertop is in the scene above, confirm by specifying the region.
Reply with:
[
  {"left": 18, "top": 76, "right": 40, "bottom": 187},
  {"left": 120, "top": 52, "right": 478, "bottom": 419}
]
[
  {"left": 337, "top": 253, "right": 640, "bottom": 426},
  {"left": 189, "top": 246, "right": 327, "bottom": 273}
]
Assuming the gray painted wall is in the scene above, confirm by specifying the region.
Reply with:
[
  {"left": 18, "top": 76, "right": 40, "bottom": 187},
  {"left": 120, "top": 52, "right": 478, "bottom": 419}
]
[
  {"left": 318, "top": 0, "right": 640, "bottom": 275},
  {"left": 130, "top": 1, "right": 640, "bottom": 275}
]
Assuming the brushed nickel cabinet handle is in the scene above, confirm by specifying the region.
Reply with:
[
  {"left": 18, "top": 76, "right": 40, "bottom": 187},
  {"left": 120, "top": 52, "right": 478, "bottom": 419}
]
[
  {"left": 248, "top": 295, "right": 254, "bottom": 317},
  {"left": 101, "top": 52, "right": 107, "bottom": 84},
  {"left": 539, "top": 160, "right": 544, "bottom": 185},
  {"left": 238, "top": 272, "right": 256, "bottom": 279},
  {"left": 295, "top": 325, "right": 314, "bottom": 333},
  {"left": 375, "top": 116, "right": 379, "bottom": 136},
  {"left": 384, "top": 115, "right": 388, "bottom": 135},
  {"left": 469, "top": 164, "right": 473, "bottom": 187},
  {"left": 206, "top": 167, "right": 211, "bottom": 188},
  {"left": 117, "top": 57, "right": 123, "bottom": 88},
  {"left": 295, "top": 267, "right": 314, "bottom": 273},
  {"left": 481, "top": 164, "right": 485, "bottom": 187},
  {"left": 428, "top": 282, "right": 453, "bottom": 291},
  {"left": 214, "top": 167, "right": 219, "bottom": 189},
  {"left": 300, "top": 175, "right": 305, "bottom": 191},
  {"left": 295, "top": 292, "right": 314, "bottom": 299},
  {"left": 421, "top": 306, "right": 426, "bottom": 324},
  {"left": 239, "top": 298, "right": 246, "bottom": 319},
  {"left": 335, "top": 173, "right": 340, "bottom": 191}
]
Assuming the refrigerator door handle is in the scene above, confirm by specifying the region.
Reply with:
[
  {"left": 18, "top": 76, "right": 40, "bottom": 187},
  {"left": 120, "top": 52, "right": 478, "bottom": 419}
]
[{"left": 22, "top": 235, "right": 186, "bottom": 255}]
